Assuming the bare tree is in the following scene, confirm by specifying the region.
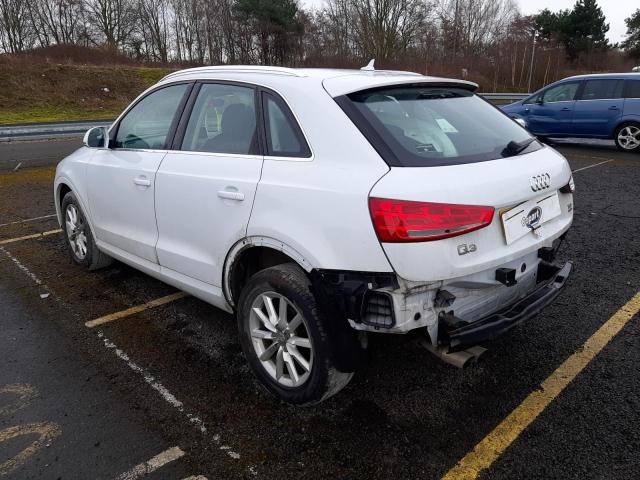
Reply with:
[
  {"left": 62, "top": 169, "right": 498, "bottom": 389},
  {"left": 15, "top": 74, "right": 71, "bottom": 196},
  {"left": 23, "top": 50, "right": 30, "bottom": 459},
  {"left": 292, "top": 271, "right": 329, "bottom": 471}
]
[
  {"left": 135, "top": 0, "right": 170, "bottom": 62},
  {"left": 84, "top": 0, "right": 136, "bottom": 50},
  {"left": 27, "top": 0, "right": 84, "bottom": 46},
  {"left": 0, "top": 0, "right": 35, "bottom": 52}
]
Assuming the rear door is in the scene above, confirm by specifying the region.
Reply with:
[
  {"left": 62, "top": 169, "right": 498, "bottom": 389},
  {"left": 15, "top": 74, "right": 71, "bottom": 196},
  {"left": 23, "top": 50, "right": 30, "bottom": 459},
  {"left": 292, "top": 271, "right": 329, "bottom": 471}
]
[
  {"left": 87, "top": 83, "right": 191, "bottom": 263},
  {"left": 154, "top": 82, "right": 263, "bottom": 286},
  {"left": 572, "top": 78, "right": 624, "bottom": 137},
  {"left": 524, "top": 81, "right": 580, "bottom": 136}
]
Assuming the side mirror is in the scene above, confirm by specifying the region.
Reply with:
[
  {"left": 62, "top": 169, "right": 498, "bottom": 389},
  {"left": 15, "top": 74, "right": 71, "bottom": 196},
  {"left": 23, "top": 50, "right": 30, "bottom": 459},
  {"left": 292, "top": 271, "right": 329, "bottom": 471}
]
[
  {"left": 514, "top": 118, "right": 527, "bottom": 129},
  {"left": 83, "top": 126, "right": 109, "bottom": 148},
  {"left": 535, "top": 97, "right": 544, "bottom": 105}
]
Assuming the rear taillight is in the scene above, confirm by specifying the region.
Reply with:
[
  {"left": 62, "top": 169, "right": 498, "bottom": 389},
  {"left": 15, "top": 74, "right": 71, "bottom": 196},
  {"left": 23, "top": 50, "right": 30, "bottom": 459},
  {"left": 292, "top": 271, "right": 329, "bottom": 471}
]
[
  {"left": 560, "top": 176, "right": 575, "bottom": 194},
  {"left": 368, "top": 197, "right": 495, "bottom": 242}
]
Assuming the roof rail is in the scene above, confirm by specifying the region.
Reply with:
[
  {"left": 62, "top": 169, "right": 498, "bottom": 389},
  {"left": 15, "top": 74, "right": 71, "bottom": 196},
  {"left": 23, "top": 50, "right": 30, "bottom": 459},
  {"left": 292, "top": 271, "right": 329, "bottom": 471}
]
[{"left": 160, "top": 65, "right": 306, "bottom": 82}]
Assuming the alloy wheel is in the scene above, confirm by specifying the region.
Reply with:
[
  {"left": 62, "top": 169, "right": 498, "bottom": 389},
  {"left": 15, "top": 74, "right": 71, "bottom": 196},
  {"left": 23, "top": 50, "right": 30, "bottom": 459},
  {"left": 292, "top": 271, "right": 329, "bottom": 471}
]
[
  {"left": 65, "top": 204, "right": 88, "bottom": 260},
  {"left": 249, "top": 291, "right": 313, "bottom": 388},
  {"left": 617, "top": 125, "right": 640, "bottom": 150}
]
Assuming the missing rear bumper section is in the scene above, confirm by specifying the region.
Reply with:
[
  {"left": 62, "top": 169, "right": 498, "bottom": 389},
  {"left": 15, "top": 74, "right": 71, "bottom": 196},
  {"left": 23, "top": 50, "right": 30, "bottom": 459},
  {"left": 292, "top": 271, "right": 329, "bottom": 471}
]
[
  {"left": 312, "top": 257, "right": 571, "bottom": 353},
  {"left": 440, "top": 261, "right": 572, "bottom": 352}
]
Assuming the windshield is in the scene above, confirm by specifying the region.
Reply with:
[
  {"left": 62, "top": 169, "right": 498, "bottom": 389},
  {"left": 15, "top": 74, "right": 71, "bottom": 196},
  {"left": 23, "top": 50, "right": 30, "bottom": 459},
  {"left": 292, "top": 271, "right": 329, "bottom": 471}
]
[{"left": 342, "top": 86, "right": 540, "bottom": 167}]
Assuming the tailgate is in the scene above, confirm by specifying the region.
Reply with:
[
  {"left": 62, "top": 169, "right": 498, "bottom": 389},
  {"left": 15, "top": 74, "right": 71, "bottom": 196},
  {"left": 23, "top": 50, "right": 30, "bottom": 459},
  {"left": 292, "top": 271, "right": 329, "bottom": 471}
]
[{"left": 370, "top": 147, "right": 574, "bottom": 282}]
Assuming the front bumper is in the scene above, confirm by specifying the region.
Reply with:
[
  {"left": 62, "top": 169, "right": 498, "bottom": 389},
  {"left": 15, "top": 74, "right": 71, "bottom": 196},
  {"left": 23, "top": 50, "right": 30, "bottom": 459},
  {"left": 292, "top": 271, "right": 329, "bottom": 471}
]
[{"left": 440, "top": 261, "right": 572, "bottom": 352}]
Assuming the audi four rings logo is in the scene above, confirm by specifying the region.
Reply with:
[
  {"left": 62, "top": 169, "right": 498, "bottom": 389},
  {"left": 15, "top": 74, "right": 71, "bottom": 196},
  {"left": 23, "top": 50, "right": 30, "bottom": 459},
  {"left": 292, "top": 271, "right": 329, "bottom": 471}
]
[{"left": 530, "top": 173, "right": 551, "bottom": 191}]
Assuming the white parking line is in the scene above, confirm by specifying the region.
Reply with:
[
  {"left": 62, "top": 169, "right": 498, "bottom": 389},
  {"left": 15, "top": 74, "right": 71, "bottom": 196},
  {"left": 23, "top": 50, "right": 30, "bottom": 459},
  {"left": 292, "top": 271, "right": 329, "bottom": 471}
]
[
  {"left": 114, "top": 446, "right": 185, "bottom": 480},
  {"left": 2, "top": 243, "right": 245, "bottom": 466},
  {"left": 0, "top": 214, "right": 57, "bottom": 228},
  {"left": 97, "top": 332, "right": 242, "bottom": 461},
  {"left": 572, "top": 159, "right": 614, "bottom": 173}
]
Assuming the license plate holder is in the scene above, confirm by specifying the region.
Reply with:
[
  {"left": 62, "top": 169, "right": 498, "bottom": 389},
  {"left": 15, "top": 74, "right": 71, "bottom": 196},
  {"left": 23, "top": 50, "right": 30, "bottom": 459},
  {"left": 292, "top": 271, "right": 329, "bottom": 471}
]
[{"left": 500, "top": 192, "right": 562, "bottom": 245}]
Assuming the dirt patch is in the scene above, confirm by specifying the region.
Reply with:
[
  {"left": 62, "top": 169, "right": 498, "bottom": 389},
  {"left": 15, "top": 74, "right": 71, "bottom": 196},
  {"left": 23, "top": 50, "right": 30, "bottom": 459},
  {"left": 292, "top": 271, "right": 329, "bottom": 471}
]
[{"left": 0, "top": 55, "right": 175, "bottom": 124}]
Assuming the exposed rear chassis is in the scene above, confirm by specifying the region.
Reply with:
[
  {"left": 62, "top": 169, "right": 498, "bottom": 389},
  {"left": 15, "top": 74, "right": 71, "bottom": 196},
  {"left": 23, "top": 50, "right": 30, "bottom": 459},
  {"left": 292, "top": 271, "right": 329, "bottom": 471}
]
[{"left": 439, "top": 261, "right": 572, "bottom": 352}]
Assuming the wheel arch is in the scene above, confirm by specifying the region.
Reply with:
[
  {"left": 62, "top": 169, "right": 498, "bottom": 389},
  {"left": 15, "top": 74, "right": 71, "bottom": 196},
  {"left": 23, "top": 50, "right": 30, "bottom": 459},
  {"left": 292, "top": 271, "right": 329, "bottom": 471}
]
[
  {"left": 54, "top": 177, "right": 96, "bottom": 236},
  {"left": 223, "top": 236, "right": 315, "bottom": 309},
  {"left": 613, "top": 117, "right": 640, "bottom": 135},
  {"left": 55, "top": 182, "right": 72, "bottom": 224}
]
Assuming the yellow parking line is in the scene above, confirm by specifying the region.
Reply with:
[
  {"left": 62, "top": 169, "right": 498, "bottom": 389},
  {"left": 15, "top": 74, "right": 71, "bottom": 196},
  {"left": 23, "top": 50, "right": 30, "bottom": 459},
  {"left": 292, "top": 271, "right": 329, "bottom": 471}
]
[
  {"left": 572, "top": 159, "right": 614, "bottom": 173},
  {"left": 85, "top": 292, "right": 188, "bottom": 328},
  {"left": 442, "top": 292, "right": 640, "bottom": 480},
  {"left": 114, "top": 446, "right": 185, "bottom": 480},
  {"left": 0, "top": 229, "right": 62, "bottom": 245}
]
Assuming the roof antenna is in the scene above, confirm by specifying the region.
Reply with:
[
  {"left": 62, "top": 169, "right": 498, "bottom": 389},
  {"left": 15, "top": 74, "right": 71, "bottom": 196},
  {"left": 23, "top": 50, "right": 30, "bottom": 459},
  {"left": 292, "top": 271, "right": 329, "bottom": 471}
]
[{"left": 361, "top": 59, "right": 375, "bottom": 71}]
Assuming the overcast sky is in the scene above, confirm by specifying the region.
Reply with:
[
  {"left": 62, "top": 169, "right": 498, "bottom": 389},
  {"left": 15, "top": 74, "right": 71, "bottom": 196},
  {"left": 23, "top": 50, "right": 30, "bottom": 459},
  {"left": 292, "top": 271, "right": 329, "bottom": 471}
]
[{"left": 302, "top": 0, "right": 632, "bottom": 44}]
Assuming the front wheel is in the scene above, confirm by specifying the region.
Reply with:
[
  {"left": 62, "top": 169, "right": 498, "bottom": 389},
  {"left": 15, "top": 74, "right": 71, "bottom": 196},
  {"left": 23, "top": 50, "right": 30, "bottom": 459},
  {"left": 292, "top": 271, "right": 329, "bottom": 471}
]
[
  {"left": 61, "top": 191, "right": 113, "bottom": 270},
  {"left": 237, "top": 264, "right": 353, "bottom": 405},
  {"left": 614, "top": 123, "right": 640, "bottom": 152}
]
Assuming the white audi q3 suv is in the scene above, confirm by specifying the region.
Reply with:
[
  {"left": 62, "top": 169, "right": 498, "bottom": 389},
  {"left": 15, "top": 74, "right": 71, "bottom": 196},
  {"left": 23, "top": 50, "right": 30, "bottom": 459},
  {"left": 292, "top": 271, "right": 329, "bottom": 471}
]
[{"left": 54, "top": 65, "right": 574, "bottom": 404}]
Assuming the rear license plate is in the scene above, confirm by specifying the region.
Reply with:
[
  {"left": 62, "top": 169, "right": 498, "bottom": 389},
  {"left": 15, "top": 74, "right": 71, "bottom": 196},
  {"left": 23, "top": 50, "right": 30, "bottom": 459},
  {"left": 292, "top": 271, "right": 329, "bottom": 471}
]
[{"left": 500, "top": 192, "right": 562, "bottom": 245}]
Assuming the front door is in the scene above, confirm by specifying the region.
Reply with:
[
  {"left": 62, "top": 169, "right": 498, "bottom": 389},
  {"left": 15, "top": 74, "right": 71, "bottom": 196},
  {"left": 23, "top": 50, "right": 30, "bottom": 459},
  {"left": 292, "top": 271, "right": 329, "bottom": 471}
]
[
  {"left": 524, "top": 81, "right": 581, "bottom": 136},
  {"left": 87, "top": 83, "right": 191, "bottom": 263},
  {"left": 155, "top": 82, "right": 263, "bottom": 285},
  {"left": 572, "top": 79, "right": 624, "bottom": 137}
]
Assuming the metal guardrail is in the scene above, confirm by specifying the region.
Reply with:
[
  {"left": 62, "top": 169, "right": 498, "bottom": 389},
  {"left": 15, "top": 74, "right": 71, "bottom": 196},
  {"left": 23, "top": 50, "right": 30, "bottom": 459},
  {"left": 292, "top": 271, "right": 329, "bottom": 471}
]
[
  {"left": 0, "top": 120, "right": 113, "bottom": 142},
  {"left": 0, "top": 92, "right": 530, "bottom": 141}
]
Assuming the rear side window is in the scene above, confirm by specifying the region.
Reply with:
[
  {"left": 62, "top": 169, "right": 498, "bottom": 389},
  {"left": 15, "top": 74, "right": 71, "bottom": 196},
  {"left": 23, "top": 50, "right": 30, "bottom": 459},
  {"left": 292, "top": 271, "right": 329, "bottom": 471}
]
[
  {"left": 115, "top": 84, "right": 189, "bottom": 149},
  {"left": 262, "top": 92, "right": 311, "bottom": 158},
  {"left": 181, "top": 83, "right": 258, "bottom": 155},
  {"left": 626, "top": 80, "right": 640, "bottom": 98},
  {"left": 339, "top": 86, "right": 539, "bottom": 167},
  {"left": 580, "top": 79, "right": 624, "bottom": 100}
]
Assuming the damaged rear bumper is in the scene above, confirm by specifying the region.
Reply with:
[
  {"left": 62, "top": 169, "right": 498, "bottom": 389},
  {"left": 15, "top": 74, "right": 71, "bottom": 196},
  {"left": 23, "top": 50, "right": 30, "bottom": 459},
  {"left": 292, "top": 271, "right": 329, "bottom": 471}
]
[{"left": 440, "top": 261, "right": 572, "bottom": 352}]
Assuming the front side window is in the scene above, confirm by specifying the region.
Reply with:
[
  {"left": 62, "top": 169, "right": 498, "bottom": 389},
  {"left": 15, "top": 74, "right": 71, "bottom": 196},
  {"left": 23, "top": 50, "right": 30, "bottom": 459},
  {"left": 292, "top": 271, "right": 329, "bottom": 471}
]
[
  {"left": 181, "top": 83, "right": 257, "bottom": 155},
  {"left": 342, "top": 86, "right": 539, "bottom": 167},
  {"left": 543, "top": 82, "right": 579, "bottom": 103},
  {"left": 524, "top": 92, "right": 543, "bottom": 105},
  {"left": 580, "top": 79, "right": 623, "bottom": 100},
  {"left": 115, "top": 84, "right": 189, "bottom": 149},
  {"left": 263, "top": 93, "right": 310, "bottom": 157}
]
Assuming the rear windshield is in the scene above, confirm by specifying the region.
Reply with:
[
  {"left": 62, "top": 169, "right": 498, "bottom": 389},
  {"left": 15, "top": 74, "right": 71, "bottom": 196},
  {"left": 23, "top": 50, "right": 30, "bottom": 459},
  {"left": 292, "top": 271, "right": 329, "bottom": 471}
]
[{"left": 340, "top": 86, "right": 540, "bottom": 167}]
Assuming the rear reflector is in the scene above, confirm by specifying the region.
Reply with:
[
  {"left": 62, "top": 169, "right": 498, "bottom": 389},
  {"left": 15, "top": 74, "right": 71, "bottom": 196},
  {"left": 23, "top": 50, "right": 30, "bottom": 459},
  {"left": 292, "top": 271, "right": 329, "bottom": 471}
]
[{"left": 369, "top": 197, "right": 495, "bottom": 242}]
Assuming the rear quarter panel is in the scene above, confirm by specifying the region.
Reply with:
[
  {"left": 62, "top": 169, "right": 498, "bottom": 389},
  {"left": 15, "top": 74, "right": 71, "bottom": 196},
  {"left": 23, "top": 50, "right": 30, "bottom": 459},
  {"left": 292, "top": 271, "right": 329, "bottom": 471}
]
[{"left": 247, "top": 80, "right": 393, "bottom": 272}]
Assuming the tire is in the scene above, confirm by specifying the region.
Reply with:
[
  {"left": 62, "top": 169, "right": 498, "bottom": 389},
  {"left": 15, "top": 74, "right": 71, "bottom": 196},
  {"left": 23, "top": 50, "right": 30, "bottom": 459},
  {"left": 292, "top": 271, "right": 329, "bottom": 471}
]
[
  {"left": 61, "top": 191, "right": 113, "bottom": 270},
  {"left": 614, "top": 123, "right": 640, "bottom": 152},
  {"left": 237, "top": 263, "right": 353, "bottom": 405}
]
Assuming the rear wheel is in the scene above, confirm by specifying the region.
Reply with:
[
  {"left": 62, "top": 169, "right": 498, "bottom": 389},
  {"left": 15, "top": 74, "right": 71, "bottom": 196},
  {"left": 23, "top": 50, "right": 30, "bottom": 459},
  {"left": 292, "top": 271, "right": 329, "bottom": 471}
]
[
  {"left": 614, "top": 123, "right": 640, "bottom": 152},
  {"left": 61, "top": 192, "right": 112, "bottom": 270},
  {"left": 237, "top": 264, "right": 353, "bottom": 405}
]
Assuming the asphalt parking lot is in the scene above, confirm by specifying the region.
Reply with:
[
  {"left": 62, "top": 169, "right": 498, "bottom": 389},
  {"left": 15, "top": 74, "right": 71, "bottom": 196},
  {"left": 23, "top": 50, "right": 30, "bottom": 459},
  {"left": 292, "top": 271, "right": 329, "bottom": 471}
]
[{"left": 0, "top": 138, "right": 639, "bottom": 479}]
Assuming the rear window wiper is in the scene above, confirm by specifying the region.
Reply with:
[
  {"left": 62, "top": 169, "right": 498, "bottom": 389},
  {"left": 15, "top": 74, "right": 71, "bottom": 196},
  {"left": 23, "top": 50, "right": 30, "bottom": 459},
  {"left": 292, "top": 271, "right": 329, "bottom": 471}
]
[{"left": 502, "top": 137, "right": 536, "bottom": 157}]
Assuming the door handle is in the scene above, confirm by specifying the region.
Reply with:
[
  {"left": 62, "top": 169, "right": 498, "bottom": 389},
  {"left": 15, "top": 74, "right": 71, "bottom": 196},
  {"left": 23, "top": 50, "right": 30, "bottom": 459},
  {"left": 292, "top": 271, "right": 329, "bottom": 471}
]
[
  {"left": 608, "top": 106, "right": 619, "bottom": 110},
  {"left": 217, "top": 190, "right": 245, "bottom": 201},
  {"left": 561, "top": 107, "right": 571, "bottom": 111},
  {"left": 133, "top": 176, "right": 151, "bottom": 187}
]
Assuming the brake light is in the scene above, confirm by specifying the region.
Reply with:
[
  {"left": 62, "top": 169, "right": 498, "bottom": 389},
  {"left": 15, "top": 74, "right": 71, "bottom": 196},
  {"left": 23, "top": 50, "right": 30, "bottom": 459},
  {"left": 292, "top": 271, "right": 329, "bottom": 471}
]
[{"left": 369, "top": 198, "right": 495, "bottom": 242}]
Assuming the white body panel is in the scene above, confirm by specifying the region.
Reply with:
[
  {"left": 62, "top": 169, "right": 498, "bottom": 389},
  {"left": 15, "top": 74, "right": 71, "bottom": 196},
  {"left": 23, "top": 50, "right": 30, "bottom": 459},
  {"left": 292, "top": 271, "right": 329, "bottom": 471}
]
[
  {"left": 155, "top": 151, "right": 263, "bottom": 286},
  {"left": 87, "top": 149, "right": 165, "bottom": 263},
  {"left": 371, "top": 146, "right": 573, "bottom": 282}
]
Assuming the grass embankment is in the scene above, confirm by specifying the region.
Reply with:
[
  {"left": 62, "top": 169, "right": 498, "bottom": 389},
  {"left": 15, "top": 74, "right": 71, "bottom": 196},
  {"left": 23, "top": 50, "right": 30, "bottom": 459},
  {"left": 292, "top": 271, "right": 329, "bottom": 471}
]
[{"left": 0, "top": 61, "right": 175, "bottom": 125}]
